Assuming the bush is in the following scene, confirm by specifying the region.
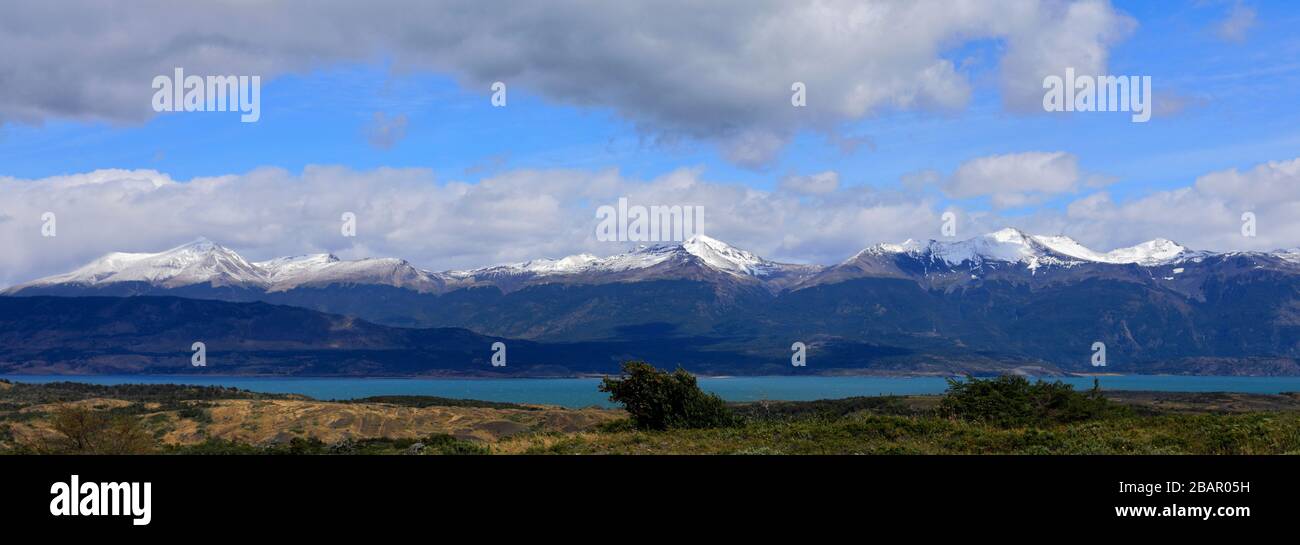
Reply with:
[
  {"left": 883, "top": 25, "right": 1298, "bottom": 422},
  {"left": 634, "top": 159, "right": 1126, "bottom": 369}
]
[
  {"left": 938, "top": 376, "right": 1123, "bottom": 428},
  {"left": 166, "top": 438, "right": 268, "bottom": 455},
  {"left": 599, "top": 361, "right": 735, "bottom": 430},
  {"left": 176, "top": 405, "right": 213, "bottom": 423},
  {"left": 421, "top": 433, "right": 490, "bottom": 455},
  {"left": 45, "top": 405, "right": 156, "bottom": 454}
]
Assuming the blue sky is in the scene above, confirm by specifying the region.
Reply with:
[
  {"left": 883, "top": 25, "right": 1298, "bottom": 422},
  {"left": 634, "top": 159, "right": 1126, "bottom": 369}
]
[
  {"left": 3, "top": 1, "right": 1296, "bottom": 200},
  {"left": 2, "top": 0, "right": 1300, "bottom": 285}
]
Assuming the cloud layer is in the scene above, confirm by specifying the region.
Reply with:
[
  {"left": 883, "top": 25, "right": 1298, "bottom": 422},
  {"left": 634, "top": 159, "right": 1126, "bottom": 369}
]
[
  {"left": 942, "top": 151, "right": 1089, "bottom": 208},
  {"left": 0, "top": 0, "right": 1134, "bottom": 165},
  {"left": 0, "top": 165, "right": 937, "bottom": 286},
  {"left": 4, "top": 156, "right": 1300, "bottom": 288}
]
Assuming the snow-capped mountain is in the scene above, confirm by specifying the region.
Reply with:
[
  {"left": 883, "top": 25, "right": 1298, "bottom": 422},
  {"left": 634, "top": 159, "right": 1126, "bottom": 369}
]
[
  {"left": 3, "top": 234, "right": 812, "bottom": 295},
  {"left": 7, "top": 230, "right": 1300, "bottom": 376},
  {"left": 258, "top": 254, "right": 447, "bottom": 293},
  {"left": 8, "top": 230, "right": 1293, "bottom": 297},
  {"left": 16, "top": 238, "right": 270, "bottom": 289},
  {"left": 449, "top": 234, "right": 801, "bottom": 280},
  {"left": 859, "top": 228, "right": 1199, "bottom": 271},
  {"left": 5, "top": 239, "right": 452, "bottom": 294}
]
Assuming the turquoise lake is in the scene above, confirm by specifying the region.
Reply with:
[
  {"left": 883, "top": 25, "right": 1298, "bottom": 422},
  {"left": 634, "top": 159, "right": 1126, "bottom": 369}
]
[{"left": 6, "top": 374, "right": 1300, "bottom": 408}]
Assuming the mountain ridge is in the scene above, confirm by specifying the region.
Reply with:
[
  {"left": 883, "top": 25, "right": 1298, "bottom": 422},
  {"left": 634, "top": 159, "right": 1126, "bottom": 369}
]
[
  {"left": 3, "top": 229, "right": 1273, "bottom": 295},
  {"left": 8, "top": 230, "right": 1300, "bottom": 377}
]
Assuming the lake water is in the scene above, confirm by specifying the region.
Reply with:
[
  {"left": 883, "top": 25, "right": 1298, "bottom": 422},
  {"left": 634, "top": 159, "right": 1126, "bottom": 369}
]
[{"left": 6, "top": 374, "right": 1300, "bottom": 408}]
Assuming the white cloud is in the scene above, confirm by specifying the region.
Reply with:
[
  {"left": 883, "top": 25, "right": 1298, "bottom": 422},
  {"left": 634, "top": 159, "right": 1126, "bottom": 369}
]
[
  {"left": 0, "top": 166, "right": 941, "bottom": 287},
  {"left": 0, "top": 0, "right": 1135, "bottom": 166},
  {"left": 998, "top": 0, "right": 1137, "bottom": 113},
  {"left": 1051, "top": 158, "right": 1300, "bottom": 252},
  {"left": 937, "top": 151, "right": 1085, "bottom": 208},
  {"left": 5, "top": 157, "right": 1300, "bottom": 288}
]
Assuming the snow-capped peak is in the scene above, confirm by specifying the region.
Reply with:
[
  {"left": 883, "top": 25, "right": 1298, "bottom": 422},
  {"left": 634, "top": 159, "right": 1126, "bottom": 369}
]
[
  {"left": 5, "top": 238, "right": 450, "bottom": 293},
  {"left": 255, "top": 253, "right": 341, "bottom": 282},
  {"left": 262, "top": 256, "right": 444, "bottom": 293},
  {"left": 3, "top": 231, "right": 1216, "bottom": 296},
  {"left": 864, "top": 228, "right": 1059, "bottom": 269},
  {"left": 22, "top": 237, "right": 268, "bottom": 289},
  {"left": 1029, "top": 234, "right": 1110, "bottom": 262},
  {"left": 864, "top": 229, "right": 1194, "bottom": 269},
  {"left": 942, "top": 228, "right": 1047, "bottom": 265},
  {"left": 1101, "top": 238, "right": 1188, "bottom": 265},
  {"left": 445, "top": 234, "right": 795, "bottom": 281},
  {"left": 679, "top": 234, "right": 781, "bottom": 276},
  {"left": 516, "top": 254, "right": 602, "bottom": 274},
  {"left": 448, "top": 235, "right": 782, "bottom": 279}
]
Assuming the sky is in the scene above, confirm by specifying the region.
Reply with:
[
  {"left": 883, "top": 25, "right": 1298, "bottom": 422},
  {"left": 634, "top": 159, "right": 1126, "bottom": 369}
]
[{"left": 2, "top": 0, "right": 1299, "bottom": 287}]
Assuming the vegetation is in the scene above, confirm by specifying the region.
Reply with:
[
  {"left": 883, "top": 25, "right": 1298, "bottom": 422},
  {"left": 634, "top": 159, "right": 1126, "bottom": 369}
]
[
  {"left": 39, "top": 405, "right": 156, "bottom": 454},
  {"left": 505, "top": 410, "right": 1300, "bottom": 455},
  {"left": 937, "top": 375, "right": 1127, "bottom": 427},
  {"left": 163, "top": 433, "right": 490, "bottom": 455},
  {"left": 0, "top": 381, "right": 295, "bottom": 406},
  {"left": 4, "top": 373, "right": 1300, "bottom": 455},
  {"left": 733, "top": 395, "right": 924, "bottom": 421},
  {"left": 599, "top": 361, "right": 736, "bottom": 430},
  {"left": 340, "top": 395, "right": 537, "bottom": 410},
  {"left": 496, "top": 372, "right": 1300, "bottom": 454}
]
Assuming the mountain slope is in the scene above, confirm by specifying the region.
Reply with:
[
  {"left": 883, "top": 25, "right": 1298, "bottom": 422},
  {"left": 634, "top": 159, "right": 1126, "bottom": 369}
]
[
  {"left": 20, "top": 238, "right": 269, "bottom": 290},
  {"left": 0, "top": 296, "right": 951, "bottom": 376},
  {"left": 6, "top": 231, "right": 1300, "bottom": 375},
  {"left": 7, "top": 229, "right": 1245, "bottom": 300}
]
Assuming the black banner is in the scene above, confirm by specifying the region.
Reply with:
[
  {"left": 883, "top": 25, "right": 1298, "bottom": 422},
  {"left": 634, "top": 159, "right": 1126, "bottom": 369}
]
[{"left": 1, "top": 455, "right": 1286, "bottom": 534}]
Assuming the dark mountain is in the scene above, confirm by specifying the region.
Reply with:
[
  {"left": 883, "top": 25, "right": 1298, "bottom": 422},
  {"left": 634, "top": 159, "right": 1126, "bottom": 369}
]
[
  {"left": 5, "top": 229, "right": 1300, "bottom": 375},
  {"left": 0, "top": 296, "right": 955, "bottom": 377}
]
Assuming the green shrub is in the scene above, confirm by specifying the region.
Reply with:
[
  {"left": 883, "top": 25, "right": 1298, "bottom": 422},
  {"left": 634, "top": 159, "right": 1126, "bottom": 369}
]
[
  {"left": 166, "top": 438, "right": 269, "bottom": 455},
  {"left": 938, "top": 376, "right": 1123, "bottom": 428},
  {"left": 599, "top": 361, "right": 736, "bottom": 430},
  {"left": 287, "top": 436, "right": 327, "bottom": 454},
  {"left": 44, "top": 405, "right": 156, "bottom": 454},
  {"left": 176, "top": 405, "right": 213, "bottom": 423},
  {"left": 421, "top": 433, "right": 490, "bottom": 455}
]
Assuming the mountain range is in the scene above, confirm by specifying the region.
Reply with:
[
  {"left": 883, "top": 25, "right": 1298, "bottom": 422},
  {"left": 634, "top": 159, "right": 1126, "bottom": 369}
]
[
  {"left": 4, "top": 229, "right": 1249, "bottom": 295},
  {"left": 5, "top": 229, "right": 1300, "bottom": 376}
]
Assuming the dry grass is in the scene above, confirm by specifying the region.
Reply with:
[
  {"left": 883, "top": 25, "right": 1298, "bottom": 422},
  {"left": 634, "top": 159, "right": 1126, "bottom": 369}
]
[{"left": 5, "top": 398, "right": 624, "bottom": 449}]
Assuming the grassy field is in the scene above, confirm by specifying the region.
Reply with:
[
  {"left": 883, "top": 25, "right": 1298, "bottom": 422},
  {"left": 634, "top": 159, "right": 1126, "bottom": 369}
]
[
  {"left": 0, "top": 380, "right": 620, "bottom": 454},
  {"left": 498, "top": 406, "right": 1300, "bottom": 455},
  {"left": 4, "top": 378, "right": 1300, "bottom": 455}
]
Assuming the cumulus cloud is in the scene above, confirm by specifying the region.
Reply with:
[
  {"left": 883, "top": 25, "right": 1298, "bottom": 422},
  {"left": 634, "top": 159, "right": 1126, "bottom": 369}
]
[
  {"left": 997, "top": 0, "right": 1137, "bottom": 113},
  {"left": 922, "top": 151, "right": 1091, "bottom": 208},
  {"left": 0, "top": 0, "right": 1135, "bottom": 166},
  {"left": 0, "top": 166, "right": 942, "bottom": 287},
  {"left": 5, "top": 157, "right": 1300, "bottom": 288},
  {"left": 1050, "top": 158, "right": 1300, "bottom": 252}
]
